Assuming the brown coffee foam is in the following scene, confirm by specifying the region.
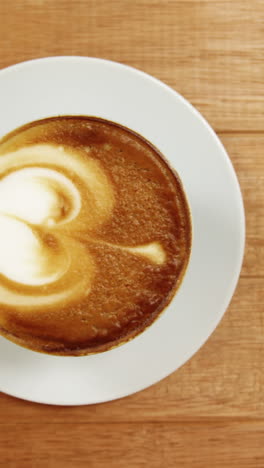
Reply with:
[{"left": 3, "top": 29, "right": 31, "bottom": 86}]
[{"left": 0, "top": 117, "right": 191, "bottom": 355}]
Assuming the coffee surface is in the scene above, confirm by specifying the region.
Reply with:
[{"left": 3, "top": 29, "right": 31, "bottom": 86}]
[{"left": 0, "top": 117, "right": 191, "bottom": 354}]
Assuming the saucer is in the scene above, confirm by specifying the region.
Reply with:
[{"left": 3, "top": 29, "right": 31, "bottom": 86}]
[{"left": 0, "top": 57, "right": 245, "bottom": 405}]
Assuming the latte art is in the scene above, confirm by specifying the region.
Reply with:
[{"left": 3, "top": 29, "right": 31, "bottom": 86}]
[
  {"left": 0, "top": 167, "right": 81, "bottom": 227},
  {"left": 0, "top": 166, "right": 80, "bottom": 287},
  {"left": 0, "top": 117, "right": 191, "bottom": 355},
  {"left": 0, "top": 143, "right": 114, "bottom": 308},
  {"left": 0, "top": 143, "right": 167, "bottom": 307},
  {"left": 0, "top": 212, "right": 70, "bottom": 286}
]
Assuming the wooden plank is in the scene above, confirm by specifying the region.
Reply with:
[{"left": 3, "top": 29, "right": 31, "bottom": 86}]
[
  {"left": 1, "top": 421, "right": 264, "bottom": 467},
  {"left": 0, "top": 1, "right": 263, "bottom": 132},
  {"left": 0, "top": 277, "right": 263, "bottom": 422}
]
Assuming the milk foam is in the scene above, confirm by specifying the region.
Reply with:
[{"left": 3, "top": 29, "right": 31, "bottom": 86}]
[
  {"left": 0, "top": 142, "right": 166, "bottom": 309},
  {"left": 0, "top": 167, "right": 81, "bottom": 226},
  {"left": 0, "top": 213, "right": 69, "bottom": 286},
  {"left": 125, "top": 242, "right": 166, "bottom": 265},
  {"left": 0, "top": 165, "right": 82, "bottom": 286},
  {"left": 0, "top": 144, "right": 114, "bottom": 291},
  {"left": 94, "top": 239, "right": 166, "bottom": 265},
  {"left": 0, "top": 144, "right": 115, "bottom": 229}
]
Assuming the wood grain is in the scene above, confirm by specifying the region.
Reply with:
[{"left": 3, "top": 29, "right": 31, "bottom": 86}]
[
  {"left": 1, "top": 422, "right": 264, "bottom": 468},
  {"left": 0, "top": 1, "right": 263, "bottom": 132},
  {"left": 0, "top": 1, "right": 263, "bottom": 467}
]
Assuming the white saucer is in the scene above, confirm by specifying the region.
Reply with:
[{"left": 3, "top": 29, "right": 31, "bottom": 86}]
[{"left": 0, "top": 57, "right": 245, "bottom": 405}]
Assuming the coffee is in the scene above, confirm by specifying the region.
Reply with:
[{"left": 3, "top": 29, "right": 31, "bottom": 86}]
[{"left": 0, "top": 117, "right": 191, "bottom": 355}]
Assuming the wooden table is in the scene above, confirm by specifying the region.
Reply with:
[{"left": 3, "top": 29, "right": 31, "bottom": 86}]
[{"left": 0, "top": 1, "right": 263, "bottom": 466}]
